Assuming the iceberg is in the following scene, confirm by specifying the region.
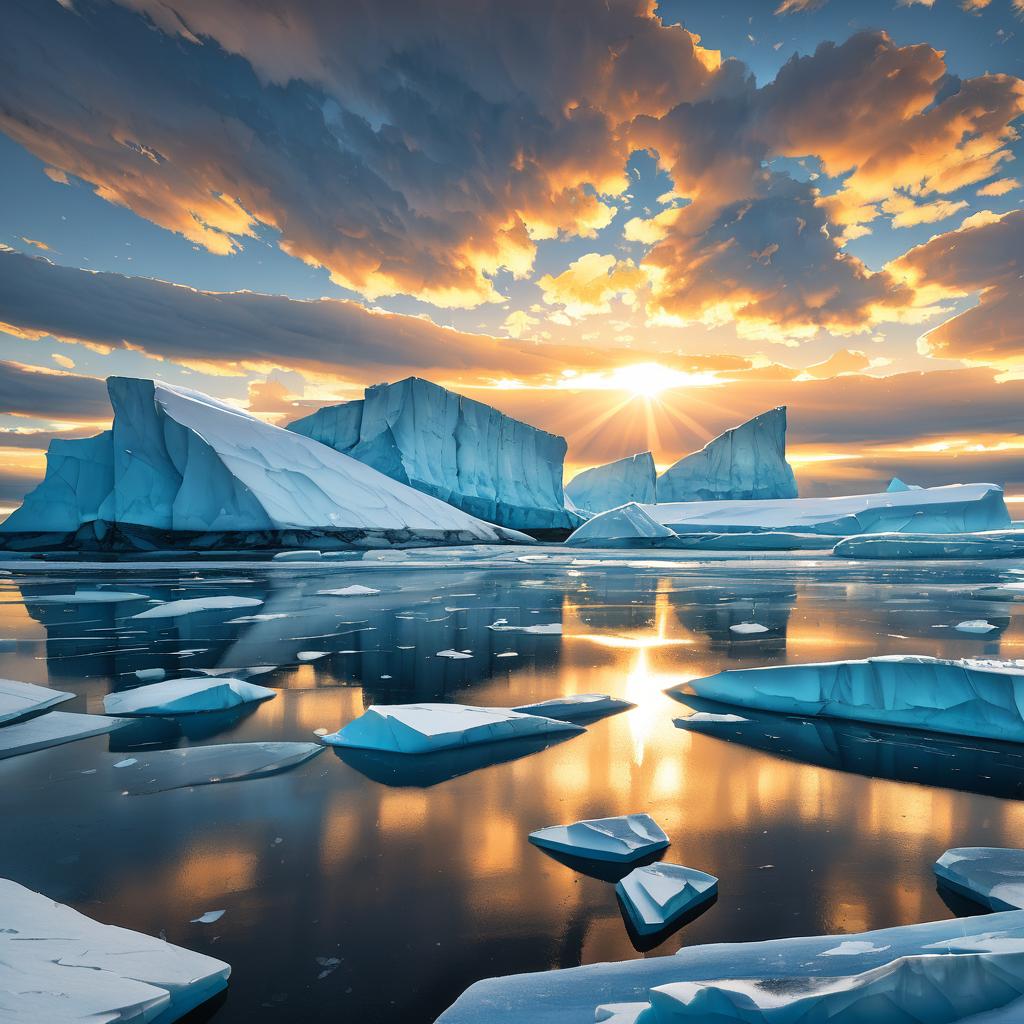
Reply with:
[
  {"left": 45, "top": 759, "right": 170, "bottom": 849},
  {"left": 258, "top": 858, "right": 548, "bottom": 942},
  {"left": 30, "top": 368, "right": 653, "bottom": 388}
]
[
  {"left": 288, "top": 376, "right": 575, "bottom": 531},
  {"left": 0, "top": 377, "right": 530, "bottom": 551},
  {"left": 528, "top": 814, "right": 669, "bottom": 864},
  {"left": 887, "top": 477, "right": 922, "bottom": 492},
  {"left": 0, "top": 710, "right": 129, "bottom": 760},
  {"left": 616, "top": 863, "right": 718, "bottom": 938},
  {"left": 565, "top": 453, "right": 657, "bottom": 514},
  {"left": 567, "top": 484, "right": 1010, "bottom": 548},
  {"left": 0, "top": 876, "right": 229, "bottom": 1023},
  {"left": 320, "top": 703, "right": 584, "bottom": 754},
  {"left": 512, "top": 694, "right": 635, "bottom": 721},
  {"left": 669, "top": 655, "right": 1024, "bottom": 743},
  {"left": 656, "top": 408, "right": 798, "bottom": 503},
  {"left": 117, "top": 741, "right": 324, "bottom": 794},
  {"left": 834, "top": 530, "right": 1024, "bottom": 559},
  {"left": 103, "top": 677, "right": 277, "bottom": 716},
  {"left": 0, "top": 679, "right": 73, "bottom": 724},
  {"left": 935, "top": 848, "right": 1024, "bottom": 912},
  {"left": 436, "top": 910, "right": 1024, "bottom": 1024}
]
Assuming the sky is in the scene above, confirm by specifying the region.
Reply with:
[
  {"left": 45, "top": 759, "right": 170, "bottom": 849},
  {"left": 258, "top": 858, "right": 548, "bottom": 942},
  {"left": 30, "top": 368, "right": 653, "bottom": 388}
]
[{"left": 0, "top": 0, "right": 1022, "bottom": 511}]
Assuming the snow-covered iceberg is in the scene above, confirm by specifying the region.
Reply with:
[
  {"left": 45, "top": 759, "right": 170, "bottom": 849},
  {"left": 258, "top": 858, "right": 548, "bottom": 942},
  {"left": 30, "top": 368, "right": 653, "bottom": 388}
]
[
  {"left": 616, "top": 863, "right": 718, "bottom": 938},
  {"left": 656, "top": 407, "right": 798, "bottom": 503},
  {"left": 0, "top": 876, "right": 230, "bottom": 1023},
  {"left": 935, "top": 848, "right": 1024, "bottom": 912},
  {"left": 436, "top": 910, "right": 1024, "bottom": 1024},
  {"left": 320, "top": 703, "right": 584, "bottom": 754},
  {"left": 0, "top": 679, "right": 73, "bottom": 724},
  {"left": 0, "top": 377, "right": 530, "bottom": 551},
  {"left": 104, "top": 677, "right": 277, "bottom": 716},
  {"left": 834, "top": 530, "right": 1024, "bottom": 560},
  {"left": 566, "top": 484, "right": 1010, "bottom": 548},
  {"left": 565, "top": 453, "right": 657, "bottom": 514},
  {"left": 288, "top": 376, "right": 575, "bottom": 531},
  {"left": 0, "top": 710, "right": 129, "bottom": 760},
  {"left": 529, "top": 814, "right": 669, "bottom": 863},
  {"left": 669, "top": 655, "right": 1024, "bottom": 743},
  {"left": 512, "top": 694, "right": 635, "bottom": 722}
]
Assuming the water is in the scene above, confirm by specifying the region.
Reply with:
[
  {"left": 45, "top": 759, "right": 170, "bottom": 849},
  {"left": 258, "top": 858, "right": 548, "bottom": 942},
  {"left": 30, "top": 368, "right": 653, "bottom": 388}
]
[{"left": 1, "top": 552, "right": 1023, "bottom": 1023}]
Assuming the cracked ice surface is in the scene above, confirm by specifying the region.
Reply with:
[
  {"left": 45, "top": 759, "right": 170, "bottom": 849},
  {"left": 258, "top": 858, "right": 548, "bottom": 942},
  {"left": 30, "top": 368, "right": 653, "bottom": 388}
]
[
  {"left": 616, "top": 863, "right": 718, "bottom": 937},
  {"left": 0, "top": 678, "right": 73, "bottom": 724},
  {"left": 670, "top": 655, "right": 1024, "bottom": 743},
  {"left": 103, "top": 677, "right": 277, "bottom": 716},
  {"left": 935, "top": 848, "right": 1024, "bottom": 912},
  {"left": 529, "top": 814, "right": 670, "bottom": 863},
  {"left": 320, "top": 703, "right": 584, "bottom": 754},
  {"left": 0, "top": 877, "right": 229, "bottom": 1024}
]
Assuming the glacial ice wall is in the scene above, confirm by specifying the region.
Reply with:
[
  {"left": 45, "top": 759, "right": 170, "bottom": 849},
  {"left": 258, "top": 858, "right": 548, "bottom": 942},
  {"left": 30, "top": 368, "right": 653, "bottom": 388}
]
[
  {"left": 0, "top": 377, "right": 529, "bottom": 549},
  {"left": 565, "top": 452, "right": 657, "bottom": 513},
  {"left": 288, "top": 377, "right": 574, "bottom": 530},
  {"left": 656, "top": 407, "right": 798, "bottom": 503}
]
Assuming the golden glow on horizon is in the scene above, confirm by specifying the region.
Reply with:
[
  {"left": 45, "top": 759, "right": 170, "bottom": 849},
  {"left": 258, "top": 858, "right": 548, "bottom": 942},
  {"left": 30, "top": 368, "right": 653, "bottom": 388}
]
[{"left": 558, "top": 363, "right": 721, "bottom": 399}]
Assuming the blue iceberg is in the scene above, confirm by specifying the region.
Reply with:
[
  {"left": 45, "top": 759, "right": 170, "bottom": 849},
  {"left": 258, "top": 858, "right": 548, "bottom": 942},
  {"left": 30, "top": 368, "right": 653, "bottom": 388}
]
[
  {"left": 616, "top": 862, "right": 718, "bottom": 938},
  {"left": 935, "top": 848, "right": 1024, "bottom": 912},
  {"left": 566, "top": 452, "right": 657, "bottom": 514},
  {"left": 103, "top": 677, "right": 277, "bottom": 716},
  {"left": 529, "top": 814, "right": 669, "bottom": 864}
]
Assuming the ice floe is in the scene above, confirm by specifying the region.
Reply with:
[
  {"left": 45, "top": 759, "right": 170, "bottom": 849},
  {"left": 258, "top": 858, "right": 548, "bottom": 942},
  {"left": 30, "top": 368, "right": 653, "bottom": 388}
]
[
  {"left": 28, "top": 590, "right": 150, "bottom": 604},
  {"left": 528, "top": 814, "right": 670, "bottom": 864},
  {"left": 133, "top": 595, "right": 264, "bottom": 619},
  {"left": 318, "top": 584, "right": 381, "bottom": 596},
  {"left": 729, "top": 622, "right": 768, "bottom": 635},
  {"left": 935, "top": 847, "right": 1024, "bottom": 912},
  {"left": 0, "top": 679, "right": 73, "bottom": 724},
  {"left": 616, "top": 862, "right": 718, "bottom": 938},
  {"left": 104, "top": 677, "right": 277, "bottom": 716},
  {"left": 191, "top": 910, "right": 225, "bottom": 924},
  {"left": 512, "top": 694, "right": 634, "bottom": 721},
  {"left": 488, "top": 622, "right": 563, "bottom": 634},
  {"left": 272, "top": 549, "right": 322, "bottom": 561},
  {"left": 0, "top": 711, "right": 129, "bottom": 760},
  {"left": 320, "top": 703, "right": 584, "bottom": 754},
  {"left": 437, "top": 649, "right": 472, "bottom": 659},
  {"left": 834, "top": 529, "right": 1024, "bottom": 559},
  {"left": 956, "top": 620, "right": 998, "bottom": 633}
]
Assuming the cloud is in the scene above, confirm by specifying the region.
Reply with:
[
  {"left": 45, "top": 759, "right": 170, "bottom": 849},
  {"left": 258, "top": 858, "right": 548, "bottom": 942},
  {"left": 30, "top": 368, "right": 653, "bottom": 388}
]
[
  {"left": 0, "top": 360, "right": 110, "bottom": 421},
  {"left": 537, "top": 253, "right": 646, "bottom": 318},
  {"left": 977, "top": 177, "right": 1020, "bottom": 197},
  {"left": 775, "top": 0, "right": 827, "bottom": 13},
  {"left": 799, "top": 349, "right": 873, "bottom": 378},
  {"left": 880, "top": 195, "right": 968, "bottom": 229}
]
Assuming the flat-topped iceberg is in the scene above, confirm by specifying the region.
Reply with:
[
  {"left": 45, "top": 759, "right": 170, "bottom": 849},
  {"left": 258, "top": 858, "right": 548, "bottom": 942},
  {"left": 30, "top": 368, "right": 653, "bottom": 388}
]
[
  {"left": 104, "top": 677, "right": 277, "bottom": 716},
  {"left": 656, "top": 408, "right": 797, "bottom": 504},
  {"left": 565, "top": 453, "right": 657, "bottom": 514},
  {"left": 835, "top": 530, "right": 1024, "bottom": 559},
  {"left": 0, "top": 679, "right": 73, "bottom": 724},
  {"left": 567, "top": 484, "right": 1010, "bottom": 548},
  {"left": 529, "top": 814, "right": 669, "bottom": 863},
  {"left": 935, "top": 848, "right": 1024, "bottom": 912},
  {"left": 0, "top": 376, "right": 529, "bottom": 551},
  {"left": 0, "top": 710, "right": 129, "bottom": 760},
  {"left": 669, "top": 655, "right": 1024, "bottom": 743},
  {"left": 320, "top": 703, "right": 584, "bottom": 754},
  {"left": 616, "top": 863, "right": 718, "bottom": 938},
  {"left": 512, "top": 694, "right": 635, "bottom": 722},
  {"left": 288, "top": 376, "right": 575, "bottom": 531},
  {"left": 0, "top": 876, "right": 230, "bottom": 1023},
  {"left": 436, "top": 909, "right": 1024, "bottom": 1023}
]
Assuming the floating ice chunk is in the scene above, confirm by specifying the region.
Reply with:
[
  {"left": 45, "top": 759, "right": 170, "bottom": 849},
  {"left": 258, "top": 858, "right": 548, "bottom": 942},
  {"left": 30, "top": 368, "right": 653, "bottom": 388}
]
[
  {"left": 835, "top": 530, "right": 1024, "bottom": 560},
  {"left": 272, "top": 549, "right": 322, "bottom": 561},
  {"left": 118, "top": 742, "right": 323, "bottom": 794},
  {"left": 29, "top": 590, "right": 150, "bottom": 604},
  {"left": 819, "top": 940, "right": 892, "bottom": 956},
  {"left": 0, "top": 711, "right": 128, "bottom": 760},
  {"left": 320, "top": 703, "right": 584, "bottom": 754},
  {"left": 103, "top": 677, "right": 276, "bottom": 716},
  {"left": 496, "top": 652, "right": 518, "bottom": 658},
  {"left": 437, "top": 649, "right": 472, "bottom": 659},
  {"left": 935, "top": 848, "right": 1024, "bottom": 912},
  {"left": 512, "top": 694, "right": 635, "bottom": 722},
  {"left": 191, "top": 910, "right": 225, "bottom": 924},
  {"left": 566, "top": 452, "right": 657, "bottom": 514},
  {"left": 134, "top": 667, "right": 166, "bottom": 682},
  {"left": 0, "top": 679, "right": 73, "bottom": 724},
  {"left": 297, "top": 651, "right": 328, "bottom": 661},
  {"left": 529, "top": 814, "right": 670, "bottom": 864},
  {"left": 616, "top": 863, "right": 717, "bottom": 937},
  {"left": 646, "top": 950, "right": 1024, "bottom": 1023},
  {"left": 113, "top": 757, "right": 137, "bottom": 768},
  {"left": 227, "top": 612, "right": 292, "bottom": 623},
  {"left": 956, "top": 620, "right": 999, "bottom": 633},
  {"left": 133, "top": 596, "right": 263, "bottom": 620},
  {"left": 488, "top": 622, "right": 563, "bottom": 635},
  {"left": 729, "top": 623, "right": 768, "bottom": 635},
  {"left": 318, "top": 585, "right": 381, "bottom": 597},
  {"left": 670, "top": 655, "right": 1024, "bottom": 743},
  {"left": 0, "top": 876, "right": 230, "bottom": 1024},
  {"left": 680, "top": 712, "right": 748, "bottom": 725}
]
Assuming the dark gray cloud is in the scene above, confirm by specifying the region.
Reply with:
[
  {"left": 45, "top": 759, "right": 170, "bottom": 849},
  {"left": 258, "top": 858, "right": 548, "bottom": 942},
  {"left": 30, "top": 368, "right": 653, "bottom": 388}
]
[{"left": 0, "top": 359, "right": 109, "bottom": 421}]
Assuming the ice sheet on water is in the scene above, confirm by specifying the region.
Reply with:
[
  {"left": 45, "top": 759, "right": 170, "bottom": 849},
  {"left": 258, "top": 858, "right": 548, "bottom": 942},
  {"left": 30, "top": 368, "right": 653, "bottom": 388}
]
[
  {"left": 28, "top": 590, "right": 150, "bottom": 604},
  {"left": 834, "top": 530, "right": 1024, "bottom": 560},
  {"left": 318, "top": 585, "right": 380, "bottom": 596},
  {"left": 529, "top": 814, "right": 670, "bottom": 864},
  {"left": 133, "top": 596, "right": 263, "bottom": 619},
  {"left": 935, "top": 847, "right": 1024, "bottom": 912},
  {"left": 488, "top": 622, "right": 562, "bottom": 634},
  {"left": 0, "top": 710, "right": 129, "bottom": 760},
  {"left": 104, "top": 677, "right": 276, "bottom": 716},
  {"left": 512, "top": 694, "right": 634, "bottom": 722},
  {"left": 0, "top": 679, "right": 73, "bottom": 724}
]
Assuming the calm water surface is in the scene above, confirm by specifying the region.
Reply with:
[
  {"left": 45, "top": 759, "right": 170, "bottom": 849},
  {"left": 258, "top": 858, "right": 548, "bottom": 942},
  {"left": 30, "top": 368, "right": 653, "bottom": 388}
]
[{"left": 2, "top": 553, "right": 1023, "bottom": 1023}]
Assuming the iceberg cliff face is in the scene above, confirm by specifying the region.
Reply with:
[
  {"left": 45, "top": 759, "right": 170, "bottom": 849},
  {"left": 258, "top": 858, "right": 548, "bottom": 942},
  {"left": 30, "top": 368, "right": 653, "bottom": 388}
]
[
  {"left": 0, "top": 377, "right": 529, "bottom": 550},
  {"left": 565, "top": 452, "right": 657, "bottom": 513},
  {"left": 288, "top": 377, "right": 575, "bottom": 530},
  {"left": 656, "top": 407, "right": 798, "bottom": 503}
]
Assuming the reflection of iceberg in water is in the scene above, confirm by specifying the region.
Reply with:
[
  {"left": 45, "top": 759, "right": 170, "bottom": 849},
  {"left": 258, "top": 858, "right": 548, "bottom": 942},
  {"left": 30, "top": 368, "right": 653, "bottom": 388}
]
[
  {"left": 673, "top": 697, "right": 1024, "bottom": 801},
  {"left": 333, "top": 731, "right": 580, "bottom": 787}
]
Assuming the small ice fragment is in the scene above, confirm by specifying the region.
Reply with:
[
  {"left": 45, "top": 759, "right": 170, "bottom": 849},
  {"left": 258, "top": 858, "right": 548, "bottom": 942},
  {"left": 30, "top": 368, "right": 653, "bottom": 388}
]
[
  {"left": 956, "top": 620, "right": 998, "bottom": 634},
  {"left": 297, "top": 651, "right": 328, "bottom": 661},
  {"left": 318, "top": 585, "right": 380, "bottom": 597},
  {"left": 313, "top": 728, "right": 329, "bottom": 737},
  {"left": 134, "top": 668, "right": 166, "bottom": 682},
  {"left": 437, "top": 650, "right": 472, "bottom": 659},
  {"left": 113, "top": 758, "right": 138, "bottom": 768},
  {"left": 730, "top": 622, "right": 769, "bottom": 634},
  {"left": 496, "top": 652, "right": 518, "bottom": 658},
  {"left": 820, "top": 940, "right": 892, "bottom": 956},
  {"left": 488, "top": 622, "right": 562, "bottom": 635},
  {"left": 272, "top": 550, "right": 322, "bottom": 561},
  {"left": 191, "top": 910, "right": 225, "bottom": 924}
]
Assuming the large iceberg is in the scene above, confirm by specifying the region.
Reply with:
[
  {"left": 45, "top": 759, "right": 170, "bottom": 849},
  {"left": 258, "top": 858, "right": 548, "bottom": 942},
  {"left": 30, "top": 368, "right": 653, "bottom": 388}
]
[
  {"left": 935, "top": 848, "right": 1024, "bottom": 912},
  {"left": 566, "top": 483, "right": 1010, "bottom": 548},
  {"left": 0, "top": 877, "right": 229, "bottom": 1023},
  {"left": 104, "top": 677, "right": 277, "bottom": 716},
  {"left": 669, "top": 655, "right": 1024, "bottom": 743},
  {"left": 0, "top": 679, "right": 72, "bottom": 724},
  {"left": 320, "top": 703, "right": 584, "bottom": 753},
  {"left": 288, "top": 376, "right": 575, "bottom": 531},
  {"left": 834, "top": 530, "right": 1024, "bottom": 560},
  {"left": 0, "top": 377, "right": 530, "bottom": 551},
  {"left": 565, "top": 453, "right": 657, "bottom": 514},
  {"left": 656, "top": 407, "right": 797, "bottom": 503},
  {"left": 529, "top": 814, "right": 670, "bottom": 863}
]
